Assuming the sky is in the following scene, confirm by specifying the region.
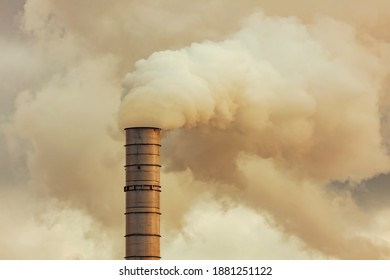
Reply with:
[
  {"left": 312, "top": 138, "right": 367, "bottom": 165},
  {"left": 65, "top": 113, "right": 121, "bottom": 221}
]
[{"left": 1, "top": 0, "right": 390, "bottom": 259}]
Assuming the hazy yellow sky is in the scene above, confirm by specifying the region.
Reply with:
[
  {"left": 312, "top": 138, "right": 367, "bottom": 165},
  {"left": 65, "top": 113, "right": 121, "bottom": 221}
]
[{"left": 1, "top": 0, "right": 390, "bottom": 259}]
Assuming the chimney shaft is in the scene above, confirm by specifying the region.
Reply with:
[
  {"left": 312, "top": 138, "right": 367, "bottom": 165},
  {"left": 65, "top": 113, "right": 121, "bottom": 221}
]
[{"left": 124, "top": 127, "right": 161, "bottom": 260}]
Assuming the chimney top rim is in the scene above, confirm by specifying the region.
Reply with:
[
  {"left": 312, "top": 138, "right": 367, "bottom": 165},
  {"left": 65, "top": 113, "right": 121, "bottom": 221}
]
[{"left": 124, "top": 127, "right": 161, "bottom": 131}]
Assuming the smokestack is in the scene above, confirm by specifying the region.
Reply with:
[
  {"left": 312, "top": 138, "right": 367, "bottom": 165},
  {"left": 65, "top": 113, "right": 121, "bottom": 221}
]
[{"left": 124, "top": 127, "right": 161, "bottom": 260}]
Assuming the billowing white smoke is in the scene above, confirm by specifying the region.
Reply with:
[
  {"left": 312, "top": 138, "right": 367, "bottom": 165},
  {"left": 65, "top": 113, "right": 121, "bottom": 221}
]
[{"left": 119, "top": 12, "right": 390, "bottom": 258}]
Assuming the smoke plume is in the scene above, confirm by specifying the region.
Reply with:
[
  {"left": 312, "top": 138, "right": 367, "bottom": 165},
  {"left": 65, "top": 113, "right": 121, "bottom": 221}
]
[{"left": 119, "top": 12, "right": 390, "bottom": 258}]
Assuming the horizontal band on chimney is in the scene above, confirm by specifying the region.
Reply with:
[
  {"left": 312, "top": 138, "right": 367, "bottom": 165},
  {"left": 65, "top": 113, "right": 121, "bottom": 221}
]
[
  {"left": 124, "top": 234, "right": 161, "bottom": 237},
  {"left": 125, "top": 256, "right": 161, "bottom": 260},
  {"left": 124, "top": 186, "right": 161, "bottom": 192},
  {"left": 124, "top": 211, "right": 161, "bottom": 215},
  {"left": 124, "top": 143, "right": 161, "bottom": 147},
  {"left": 125, "top": 164, "right": 161, "bottom": 167}
]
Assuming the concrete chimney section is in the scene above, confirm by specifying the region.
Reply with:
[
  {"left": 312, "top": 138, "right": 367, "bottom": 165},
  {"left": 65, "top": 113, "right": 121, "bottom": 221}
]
[{"left": 124, "top": 127, "right": 161, "bottom": 260}]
